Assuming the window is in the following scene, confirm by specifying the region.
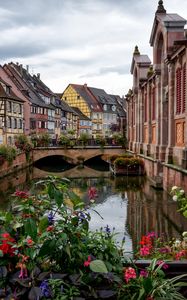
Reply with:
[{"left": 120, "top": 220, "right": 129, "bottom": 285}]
[
  {"left": 144, "top": 92, "right": 147, "bottom": 122},
  {"left": 19, "top": 119, "right": 22, "bottom": 129},
  {"left": 13, "top": 103, "right": 17, "bottom": 113},
  {"left": 152, "top": 87, "right": 156, "bottom": 121},
  {"left": 7, "top": 117, "right": 12, "bottom": 128},
  {"left": 30, "top": 120, "right": 36, "bottom": 129},
  {"left": 7, "top": 101, "right": 12, "bottom": 112},
  {"left": 176, "top": 67, "right": 182, "bottom": 114},
  {"left": 14, "top": 118, "right": 17, "bottom": 129},
  {"left": 19, "top": 104, "right": 22, "bottom": 114},
  {"left": 182, "top": 63, "right": 186, "bottom": 113},
  {"left": 77, "top": 95, "right": 80, "bottom": 99}
]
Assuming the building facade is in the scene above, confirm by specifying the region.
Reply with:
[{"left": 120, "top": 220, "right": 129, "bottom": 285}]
[{"left": 126, "top": 0, "right": 187, "bottom": 191}]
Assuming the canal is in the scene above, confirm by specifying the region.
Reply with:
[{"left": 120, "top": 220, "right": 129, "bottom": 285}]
[{"left": 0, "top": 156, "right": 187, "bottom": 255}]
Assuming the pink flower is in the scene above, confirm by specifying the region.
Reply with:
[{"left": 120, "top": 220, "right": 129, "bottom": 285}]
[
  {"left": 157, "top": 260, "right": 169, "bottom": 270},
  {"left": 140, "top": 245, "right": 151, "bottom": 256},
  {"left": 140, "top": 269, "right": 148, "bottom": 277},
  {"left": 88, "top": 187, "right": 97, "bottom": 200},
  {"left": 124, "top": 267, "right": 136, "bottom": 283},
  {"left": 175, "top": 250, "right": 187, "bottom": 260},
  {"left": 84, "top": 255, "right": 91, "bottom": 267}
]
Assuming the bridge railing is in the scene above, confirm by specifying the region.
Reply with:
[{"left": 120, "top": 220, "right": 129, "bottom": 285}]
[{"left": 34, "top": 138, "right": 126, "bottom": 148}]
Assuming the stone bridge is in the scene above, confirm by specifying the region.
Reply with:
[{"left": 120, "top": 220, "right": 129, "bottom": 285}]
[{"left": 32, "top": 146, "right": 125, "bottom": 164}]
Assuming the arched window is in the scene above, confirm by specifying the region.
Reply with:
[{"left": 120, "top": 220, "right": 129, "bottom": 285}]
[
  {"left": 152, "top": 87, "right": 156, "bottom": 121},
  {"left": 182, "top": 63, "right": 186, "bottom": 113},
  {"left": 144, "top": 92, "right": 147, "bottom": 122},
  {"left": 176, "top": 67, "right": 182, "bottom": 114}
]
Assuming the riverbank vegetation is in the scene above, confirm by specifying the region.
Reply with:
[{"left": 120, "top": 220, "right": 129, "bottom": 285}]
[{"left": 0, "top": 176, "right": 187, "bottom": 299}]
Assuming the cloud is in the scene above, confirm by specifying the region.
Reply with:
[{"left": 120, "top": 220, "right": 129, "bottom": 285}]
[{"left": 0, "top": 0, "right": 186, "bottom": 96}]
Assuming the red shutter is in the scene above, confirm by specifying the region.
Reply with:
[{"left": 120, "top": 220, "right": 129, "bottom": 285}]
[
  {"left": 176, "top": 68, "right": 182, "bottom": 114},
  {"left": 152, "top": 88, "right": 156, "bottom": 121},
  {"left": 144, "top": 93, "right": 147, "bottom": 122},
  {"left": 182, "top": 63, "right": 186, "bottom": 113}
]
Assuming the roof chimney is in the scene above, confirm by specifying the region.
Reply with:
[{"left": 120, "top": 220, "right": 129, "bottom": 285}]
[
  {"left": 84, "top": 83, "right": 87, "bottom": 88},
  {"left": 133, "top": 45, "right": 140, "bottom": 56},
  {"left": 37, "top": 73, "right": 40, "bottom": 80},
  {"left": 26, "top": 65, "right": 29, "bottom": 74}
]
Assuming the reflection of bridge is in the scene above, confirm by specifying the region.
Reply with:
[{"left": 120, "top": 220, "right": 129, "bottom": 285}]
[{"left": 32, "top": 146, "right": 125, "bottom": 164}]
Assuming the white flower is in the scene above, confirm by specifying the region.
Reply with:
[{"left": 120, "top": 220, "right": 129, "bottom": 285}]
[
  {"left": 172, "top": 195, "right": 178, "bottom": 201},
  {"left": 174, "top": 239, "right": 181, "bottom": 247},
  {"left": 171, "top": 186, "right": 178, "bottom": 191},
  {"left": 179, "top": 189, "right": 185, "bottom": 195},
  {"left": 182, "top": 231, "right": 187, "bottom": 237}
]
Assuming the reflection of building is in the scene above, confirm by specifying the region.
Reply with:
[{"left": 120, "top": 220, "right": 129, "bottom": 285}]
[
  {"left": 126, "top": 1, "right": 187, "bottom": 191},
  {"left": 127, "top": 182, "right": 187, "bottom": 250}
]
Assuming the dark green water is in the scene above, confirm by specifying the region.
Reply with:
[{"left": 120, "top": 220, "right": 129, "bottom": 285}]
[{"left": 0, "top": 159, "right": 187, "bottom": 253}]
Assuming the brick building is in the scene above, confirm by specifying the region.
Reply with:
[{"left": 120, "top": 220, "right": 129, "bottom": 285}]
[{"left": 126, "top": 0, "right": 187, "bottom": 191}]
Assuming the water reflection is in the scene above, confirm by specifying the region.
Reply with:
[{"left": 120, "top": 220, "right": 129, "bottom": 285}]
[{"left": 0, "top": 166, "right": 187, "bottom": 254}]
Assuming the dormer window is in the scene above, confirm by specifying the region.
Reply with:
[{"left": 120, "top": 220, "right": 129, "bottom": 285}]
[
  {"left": 112, "top": 105, "right": 116, "bottom": 112},
  {"left": 77, "top": 95, "right": 80, "bottom": 99},
  {"left": 6, "top": 86, "right": 10, "bottom": 95}
]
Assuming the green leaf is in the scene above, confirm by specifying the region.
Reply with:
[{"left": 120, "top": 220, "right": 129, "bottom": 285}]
[
  {"left": 54, "top": 189, "right": 63, "bottom": 208},
  {"left": 67, "top": 190, "right": 82, "bottom": 208},
  {"left": 39, "top": 240, "right": 56, "bottom": 257},
  {"left": 142, "top": 277, "right": 153, "bottom": 294},
  {"left": 24, "top": 218, "right": 37, "bottom": 240},
  {"left": 39, "top": 216, "right": 49, "bottom": 233},
  {"left": 47, "top": 182, "right": 55, "bottom": 199},
  {"left": 0, "top": 250, "right": 3, "bottom": 257},
  {"left": 90, "top": 260, "right": 108, "bottom": 273},
  {"left": 65, "top": 244, "right": 71, "bottom": 258},
  {"left": 183, "top": 210, "right": 187, "bottom": 218}
]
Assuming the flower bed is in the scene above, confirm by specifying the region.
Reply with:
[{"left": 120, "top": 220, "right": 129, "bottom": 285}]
[
  {"left": 110, "top": 156, "right": 145, "bottom": 176},
  {"left": 0, "top": 177, "right": 186, "bottom": 299}
]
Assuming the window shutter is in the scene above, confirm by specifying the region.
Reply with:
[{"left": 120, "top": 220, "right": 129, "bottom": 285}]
[
  {"left": 182, "top": 64, "right": 186, "bottom": 113},
  {"left": 176, "top": 68, "right": 182, "bottom": 114}
]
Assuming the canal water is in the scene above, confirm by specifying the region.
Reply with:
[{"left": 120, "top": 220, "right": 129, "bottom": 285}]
[{"left": 0, "top": 157, "right": 187, "bottom": 255}]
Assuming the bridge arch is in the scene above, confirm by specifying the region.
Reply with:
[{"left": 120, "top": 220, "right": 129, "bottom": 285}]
[{"left": 32, "top": 147, "right": 125, "bottom": 164}]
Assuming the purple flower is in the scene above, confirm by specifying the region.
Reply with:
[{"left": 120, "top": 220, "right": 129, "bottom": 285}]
[
  {"left": 140, "top": 269, "right": 148, "bottom": 277},
  {"left": 104, "top": 225, "right": 111, "bottom": 234},
  {"left": 48, "top": 211, "right": 54, "bottom": 225},
  {"left": 40, "top": 280, "right": 51, "bottom": 298},
  {"left": 159, "top": 247, "right": 170, "bottom": 254}
]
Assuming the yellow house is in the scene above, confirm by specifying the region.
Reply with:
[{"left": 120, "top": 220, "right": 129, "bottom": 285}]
[{"left": 61, "top": 84, "right": 103, "bottom": 137}]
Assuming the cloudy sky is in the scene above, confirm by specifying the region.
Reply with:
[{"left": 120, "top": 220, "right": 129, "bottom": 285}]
[{"left": 0, "top": 0, "right": 187, "bottom": 96}]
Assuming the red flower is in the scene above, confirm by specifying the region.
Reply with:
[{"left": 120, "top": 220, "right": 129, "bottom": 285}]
[
  {"left": 14, "top": 190, "right": 29, "bottom": 199},
  {"left": 47, "top": 226, "right": 54, "bottom": 232},
  {"left": 0, "top": 232, "right": 16, "bottom": 256},
  {"left": 84, "top": 255, "right": 91, "bottom": 267},
  {"left": 27, "top": 238, "right": 34, "bottom": 246}
]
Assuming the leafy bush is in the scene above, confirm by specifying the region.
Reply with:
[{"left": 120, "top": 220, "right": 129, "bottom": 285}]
[
  {"left": 0, "top": 144, "right": 17, "bottom": 165},
  {"left": 0, "top": 177, "right": 186, "bottom": 299},
  {"left": 58, "top": 134, "right": 71, "bottom": 147},
  {"left": 171, "top": 186, "right": 187, "bottom": 218}
]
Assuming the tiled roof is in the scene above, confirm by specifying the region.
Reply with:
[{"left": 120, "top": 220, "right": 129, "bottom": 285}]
[
  {"left": 71, "top": 107, "right": 91, "bottom": 120},
  {"left": 88, "top": 87, "right": 116, "bottom": 105},
  {"left": 0, "top": 80, "right": 24, "bottom": 102},
  {"left": 70, "top": 84, "right": 102, "bottom": 112}
]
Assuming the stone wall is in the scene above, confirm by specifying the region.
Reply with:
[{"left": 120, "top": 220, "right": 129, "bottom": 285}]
[{"left": 0, "top": 152, "right": 28, "bottom": 178}]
